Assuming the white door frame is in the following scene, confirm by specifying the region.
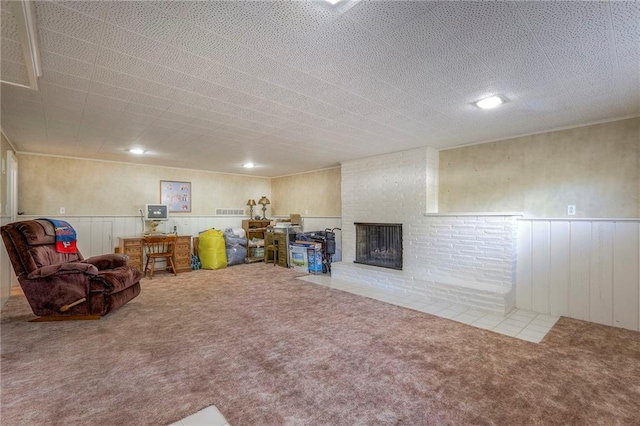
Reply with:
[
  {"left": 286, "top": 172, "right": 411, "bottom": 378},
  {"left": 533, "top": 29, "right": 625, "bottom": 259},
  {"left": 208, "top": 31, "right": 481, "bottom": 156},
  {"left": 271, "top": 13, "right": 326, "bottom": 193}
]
[
  {"left": 6, "top": 150, "right": 18, "bottom": 287},
  {"left": 7, "top": 150, "right": 17, "bottom": 221}
]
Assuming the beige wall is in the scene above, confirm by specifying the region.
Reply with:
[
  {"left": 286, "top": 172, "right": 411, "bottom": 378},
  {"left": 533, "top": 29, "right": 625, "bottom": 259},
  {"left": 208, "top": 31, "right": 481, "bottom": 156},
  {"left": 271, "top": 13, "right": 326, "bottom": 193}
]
[
  {"left": 13, "top": 116, "right": 639, "bottom": 219},
  {"left": 18, "top": 154, "right": 271, "bottom": 216},
  {"left": 271, "top": 167, "right": 341, "bottom": 217},
  {"left": 439, "top": 117, "right": 640, "bottom": 218}
]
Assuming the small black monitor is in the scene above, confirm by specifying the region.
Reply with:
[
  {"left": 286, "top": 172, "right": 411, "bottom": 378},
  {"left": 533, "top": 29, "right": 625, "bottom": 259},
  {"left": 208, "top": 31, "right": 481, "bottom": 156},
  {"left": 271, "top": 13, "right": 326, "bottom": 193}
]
[{"left": 144, "top": 204, "right": 169, "bottom": 221}]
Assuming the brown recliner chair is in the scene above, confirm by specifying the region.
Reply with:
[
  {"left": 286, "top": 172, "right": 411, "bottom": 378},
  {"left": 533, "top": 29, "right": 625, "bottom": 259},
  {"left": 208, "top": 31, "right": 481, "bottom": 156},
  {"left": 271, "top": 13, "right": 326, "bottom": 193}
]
[{"left": 1, "top": 219, "right": 142, "bottom": 320}]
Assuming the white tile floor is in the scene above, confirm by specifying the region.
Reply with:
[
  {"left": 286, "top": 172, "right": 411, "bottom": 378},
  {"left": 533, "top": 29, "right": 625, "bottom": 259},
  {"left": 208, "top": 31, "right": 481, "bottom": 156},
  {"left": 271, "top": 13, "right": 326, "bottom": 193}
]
[
  {"left": 168, "top": 273, "right": 561, "bottom": 426},
  {"left": 298, "top": 274, "right": 560, "bottom": 344}
]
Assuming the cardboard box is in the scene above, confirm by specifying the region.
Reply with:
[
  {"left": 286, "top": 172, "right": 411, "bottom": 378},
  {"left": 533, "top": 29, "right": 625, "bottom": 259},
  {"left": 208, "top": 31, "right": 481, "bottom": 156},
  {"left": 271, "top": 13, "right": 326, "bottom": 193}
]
[
  {"left": 289, "top": 244, "right": 308, "bottom": 272},
  {"left": 291, "top": 241, "right": 322, "bottom": 273},
  {"left": 307, "top": 245, "right": 323, "bottom": 273},
  {"left": 307, "top": 249, "right": 322, "bottom": 273}
]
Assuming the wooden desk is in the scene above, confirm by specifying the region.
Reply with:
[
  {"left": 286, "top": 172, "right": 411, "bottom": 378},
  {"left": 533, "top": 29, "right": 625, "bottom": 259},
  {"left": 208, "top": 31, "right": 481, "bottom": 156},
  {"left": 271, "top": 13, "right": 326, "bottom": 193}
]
[
  {"left": 118, "top": 235, "right": 192, "bottom": 273},
  {"left": 118, "top": 237, "right": 143, "bottom": 270}
]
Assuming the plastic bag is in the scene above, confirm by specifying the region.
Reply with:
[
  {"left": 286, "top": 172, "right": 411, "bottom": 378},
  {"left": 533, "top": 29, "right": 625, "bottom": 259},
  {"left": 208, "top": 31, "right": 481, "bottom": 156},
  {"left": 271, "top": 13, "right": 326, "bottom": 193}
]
[
  {"left": 199, "top": 229, "right": 227, "bottom": 270},
  {"left": 225, "top": 235, "right": 246, "bottom": 247},
  {"left": 224, "top": 227, "right": 246, "bottom": 239},
  {"left": 226, "top": 245, "right": 247, "bottom": 266}
]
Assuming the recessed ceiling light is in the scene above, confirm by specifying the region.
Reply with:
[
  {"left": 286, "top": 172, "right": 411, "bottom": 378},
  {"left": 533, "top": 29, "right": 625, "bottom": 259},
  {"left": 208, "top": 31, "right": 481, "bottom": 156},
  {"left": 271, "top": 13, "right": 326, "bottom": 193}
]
[
  {"left": 128, "top": 148, "right": 145, "bottom": 155},
  {"left": 475, "top": 95, "right": 504, "bottom": 110},
  {"left": 243, "top": 162, "right": 255, "bottom": 168},
  {"left": 324, "top": 0, "right": 343, "bottom": 5}
]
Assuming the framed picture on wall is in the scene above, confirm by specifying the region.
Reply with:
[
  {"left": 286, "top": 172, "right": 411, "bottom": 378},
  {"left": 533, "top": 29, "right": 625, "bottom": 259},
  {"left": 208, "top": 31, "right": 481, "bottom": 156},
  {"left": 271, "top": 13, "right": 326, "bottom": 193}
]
[{"left": 160, "top": 180, "right": 191, "bottom": 213}]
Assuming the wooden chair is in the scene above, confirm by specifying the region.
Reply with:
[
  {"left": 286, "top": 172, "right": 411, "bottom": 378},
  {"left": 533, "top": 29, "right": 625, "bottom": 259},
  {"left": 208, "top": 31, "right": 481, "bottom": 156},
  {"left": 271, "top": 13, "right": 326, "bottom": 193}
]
[
  {"left": 142, "top": 235, "right": 177, "bottom": 279},
  {"left": 265, "top": 242, "right": 279, "bottom": 266}
]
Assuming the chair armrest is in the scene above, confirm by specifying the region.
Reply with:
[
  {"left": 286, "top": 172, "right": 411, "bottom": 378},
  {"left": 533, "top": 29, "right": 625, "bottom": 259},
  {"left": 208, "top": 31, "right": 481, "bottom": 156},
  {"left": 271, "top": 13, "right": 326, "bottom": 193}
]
[
  {"left": 27, "top": 262, "right": 99, "bottom": 279},
  {"left": 85, "top": 254, "right": 128, "bottom": 270}
]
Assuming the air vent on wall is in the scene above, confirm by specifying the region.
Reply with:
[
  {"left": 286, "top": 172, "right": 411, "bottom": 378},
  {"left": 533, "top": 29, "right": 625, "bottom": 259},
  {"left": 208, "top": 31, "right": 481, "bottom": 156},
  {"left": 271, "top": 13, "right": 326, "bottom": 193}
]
[{"left": 215, "top": 208, "right": 246, "bottom": 216}]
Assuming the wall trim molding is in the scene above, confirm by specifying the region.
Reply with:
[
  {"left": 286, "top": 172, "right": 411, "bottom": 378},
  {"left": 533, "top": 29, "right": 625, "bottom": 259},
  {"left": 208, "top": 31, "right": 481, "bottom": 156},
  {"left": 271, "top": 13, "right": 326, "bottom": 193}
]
[
  {"left": 439, "top": 115, "right": 640, "bottom": 152},
  {"left": 14, "top": 152, "right": 273, "bottom": 179},
  {"left": 518, "top": 217, "right": 640, "bottom": 222},
  {"left": 425, "top": 212, "right": 523, "bottom": 217}
]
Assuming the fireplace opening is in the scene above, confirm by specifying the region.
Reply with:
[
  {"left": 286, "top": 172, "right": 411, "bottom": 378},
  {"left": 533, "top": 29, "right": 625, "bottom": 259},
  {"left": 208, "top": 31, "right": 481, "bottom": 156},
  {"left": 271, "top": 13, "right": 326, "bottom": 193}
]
[{"left": 355, "top": 223, "right": 402, "bottom": 270}]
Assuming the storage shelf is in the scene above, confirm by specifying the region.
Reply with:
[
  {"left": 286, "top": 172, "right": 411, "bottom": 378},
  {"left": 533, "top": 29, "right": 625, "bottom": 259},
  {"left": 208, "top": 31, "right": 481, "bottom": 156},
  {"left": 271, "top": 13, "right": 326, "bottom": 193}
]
[{"left": 242, "top": 219, "right": 271, "bottom": 263}]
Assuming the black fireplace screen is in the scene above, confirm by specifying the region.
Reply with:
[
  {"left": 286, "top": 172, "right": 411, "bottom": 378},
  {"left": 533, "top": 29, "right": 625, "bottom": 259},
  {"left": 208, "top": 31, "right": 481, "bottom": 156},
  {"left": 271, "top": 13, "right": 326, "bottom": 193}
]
[{"left": 354, "top": 223, "right": 402, "bottom": 270}]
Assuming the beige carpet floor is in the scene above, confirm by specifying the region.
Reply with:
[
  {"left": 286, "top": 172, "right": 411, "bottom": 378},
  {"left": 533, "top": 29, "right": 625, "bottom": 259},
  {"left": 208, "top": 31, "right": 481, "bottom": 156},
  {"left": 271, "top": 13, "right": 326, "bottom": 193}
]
[{"left": 1, "top": 263, "right": 639, "bottom": 425}]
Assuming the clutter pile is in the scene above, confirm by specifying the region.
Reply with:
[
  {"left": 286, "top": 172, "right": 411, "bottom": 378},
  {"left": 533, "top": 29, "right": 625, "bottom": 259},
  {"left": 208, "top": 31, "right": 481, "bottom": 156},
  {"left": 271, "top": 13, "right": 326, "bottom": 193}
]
[
  {"left": 223, "top": 228, "right": 247, "bottom": 266},
  {"left": 191, "top": 254, "right": 201, "bottom": 270},
  {"left": 194, "top": 227, "right": 247, "bottom": 270}
]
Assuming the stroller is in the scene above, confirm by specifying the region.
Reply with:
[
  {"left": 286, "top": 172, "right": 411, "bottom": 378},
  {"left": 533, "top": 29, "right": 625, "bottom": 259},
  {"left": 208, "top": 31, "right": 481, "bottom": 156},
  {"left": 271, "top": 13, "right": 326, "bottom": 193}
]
[{"left": 295, "top": 228, "right": 341, "bottom": 273}]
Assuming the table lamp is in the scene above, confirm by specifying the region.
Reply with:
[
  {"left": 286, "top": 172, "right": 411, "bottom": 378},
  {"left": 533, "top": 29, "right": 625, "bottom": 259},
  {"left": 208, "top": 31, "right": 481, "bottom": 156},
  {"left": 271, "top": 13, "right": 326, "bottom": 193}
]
[
  {"left": 246, "top": 199, "right": 256, "bottom": 217},
  {"left": 258, "top": 196, "right": 270, "bottom": 220}
]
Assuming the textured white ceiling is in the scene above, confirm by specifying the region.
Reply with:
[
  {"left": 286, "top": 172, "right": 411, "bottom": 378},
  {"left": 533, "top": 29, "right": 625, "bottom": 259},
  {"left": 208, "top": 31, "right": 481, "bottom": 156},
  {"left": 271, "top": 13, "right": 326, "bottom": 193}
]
[{"left": 1, "top": 0, "right": 638, "bottom": 177}]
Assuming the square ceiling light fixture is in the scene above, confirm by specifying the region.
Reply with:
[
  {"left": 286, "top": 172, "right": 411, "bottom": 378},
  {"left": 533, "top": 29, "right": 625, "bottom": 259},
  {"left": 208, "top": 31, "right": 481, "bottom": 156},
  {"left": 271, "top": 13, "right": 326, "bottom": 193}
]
[
  {"left": 321, "top": 0, "right": 360, "bottom": 14},
  {"left": 474, "top": 95, "right": 505, "bottom": 110}
]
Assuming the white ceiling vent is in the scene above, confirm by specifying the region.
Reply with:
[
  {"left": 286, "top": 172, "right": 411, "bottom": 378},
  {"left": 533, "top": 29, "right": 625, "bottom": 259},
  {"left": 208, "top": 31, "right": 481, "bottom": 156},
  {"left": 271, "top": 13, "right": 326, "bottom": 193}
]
[{"left": 215, "top": 208, "right": 246, "bottom": 216}]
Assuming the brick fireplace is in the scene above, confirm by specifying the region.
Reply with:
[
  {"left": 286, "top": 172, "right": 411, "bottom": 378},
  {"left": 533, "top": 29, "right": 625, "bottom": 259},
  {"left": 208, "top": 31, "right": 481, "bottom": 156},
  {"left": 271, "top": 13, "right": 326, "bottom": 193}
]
[{"left": 332, "top": 147, "right": 518, "bottom": 315}]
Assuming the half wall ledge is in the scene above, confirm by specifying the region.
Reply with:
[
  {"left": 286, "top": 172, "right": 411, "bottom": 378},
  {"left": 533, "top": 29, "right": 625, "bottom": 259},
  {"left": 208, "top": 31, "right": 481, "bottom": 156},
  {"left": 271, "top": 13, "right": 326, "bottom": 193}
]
[
  {"left": 332, "top": 262, "right": 515, "bottom": 316},
  {"left": 424, "top": 212, "right": 524, "bottom": 217}
]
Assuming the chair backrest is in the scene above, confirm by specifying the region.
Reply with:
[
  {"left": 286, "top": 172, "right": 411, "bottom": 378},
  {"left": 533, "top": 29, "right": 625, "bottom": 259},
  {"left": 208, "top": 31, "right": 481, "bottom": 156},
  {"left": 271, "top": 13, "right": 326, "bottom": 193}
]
[
  {"left": 142, "top": 235, "right": 176, "bottom": 256},
  {"left": 0, "top": 220, "right": 84, "bottom": 278}
]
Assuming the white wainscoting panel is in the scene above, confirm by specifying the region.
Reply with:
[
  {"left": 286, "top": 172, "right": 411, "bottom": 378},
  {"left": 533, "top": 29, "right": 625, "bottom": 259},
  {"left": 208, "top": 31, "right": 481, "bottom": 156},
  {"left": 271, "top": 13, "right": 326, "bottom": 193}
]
[
  {"left": 516, "top": 220, "right": 533, "bottom": 310},
  {"left": 531, "top": 221, "right": 550, "bottom": 314},
  {"left": 517, "top": 219, "right": 640, "bottom": 331},
  {"left": 73, "top": 217, "right": 115, "bottom": 258},
  {"left": 548, "top": 221, "right": 570, "bottom": 316},
  {"left": 613, "top": 222, "right": 640, "bottom": 330},
  {"left": 14, "top": 215, "right": 343, "bottom": 261},
  {"left": 17, "top": 215, "right": 259, "bottom": 256}
]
